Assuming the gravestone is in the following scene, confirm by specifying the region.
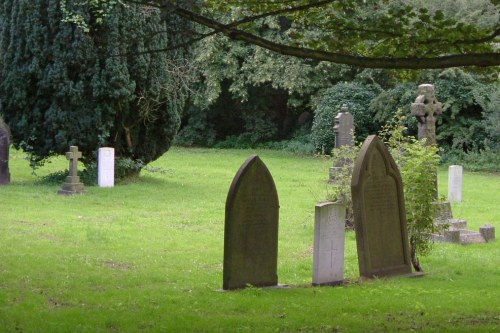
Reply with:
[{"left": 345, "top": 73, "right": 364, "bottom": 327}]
[
  {"left": 351, "top": 135, "right": 412, "bottom": 278},
  {"left": 329, "top": 105, "right": 355, "bottom": 181},
  {"left": 334, "top": 105, "right": 355, "bottom": 148},
  {"left": 98, "top": 147, "right": 115, "bottom": 187},
  {"left": 58, "top": 146, "right": 85, "bottom": 195},
  {"left": 313, "top": 202, "right": 346, "bottom": 286},
  {"left": 448, "top": 165, "right": 463, "bottom": 203},
  {"left": 223, "top": 155, "right": 280, "bottom": 290},
  {"left": 0, "top": 117, "right": 10, "bottom": 185},
  {"left": 410, "top": 84, "right": 442, "bottom": 146}
]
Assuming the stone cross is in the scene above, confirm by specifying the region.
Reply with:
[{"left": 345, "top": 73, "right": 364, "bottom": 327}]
[
  {"left": 410, "top": 84, "right": 442, "bottom": 145},
  {"left": 58, "top": 146, "right": 85, "bottom": 195},
  {"left": 66, "top": 146, "right": 82, "bottom": 179}
]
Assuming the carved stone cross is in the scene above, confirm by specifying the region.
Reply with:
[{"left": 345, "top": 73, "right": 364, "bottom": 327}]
[
  {"left": 410, "top": 84, "right": 442, "bottom": 145},
  {"left": 66, "top": 146, "right": 82, "bottom": 178}
]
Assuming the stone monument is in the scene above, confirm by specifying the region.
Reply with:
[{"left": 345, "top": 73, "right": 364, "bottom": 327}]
[
  {"left": 223, "top": 155, "right": 280, "bottom": 290},
  {"left": 329, "top": 104, "right": 355, "bottom": 181},
  {"left": 58, "top": 146, "right": 85, "bottom": 195},
  {"left": 0, "top": 117, "right": 10, "bottom": 185},
  {"left": 448, "top": 165, "right": 462, "bottom": 203},
  {"left": 410, "top": 84, "right": 442, "bottom": 146},
  {"left": 334, "top": 104, "right": 355, "bottom": 148},
  {"left": 98, "top": 147, "right": 115, "bottom": 187},
  {"left": 313, "top": 202, "right": 346, "bottom": 286},
  {"left": 351, "top": 135, "right": 412, "bottom": 278}
]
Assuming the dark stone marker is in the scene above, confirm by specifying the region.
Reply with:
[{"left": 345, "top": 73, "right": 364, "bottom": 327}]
[
  {"left": 0, "top": 117, "right": 10, "bottom": 185},
  {"left": 351, "top": 135, "right": 412, "bottom": 278},
  {"left": 58, "top": 146, "right": 85, "bottom": 195},
  {"left": 410, "top": 84, "right": 442, "bottom": 146},
  {"left": 223, "top": 155, "right": 279, "bottom": 290},
  {"left": 334, "top": 104, "right": 355, "bottom": 148}
]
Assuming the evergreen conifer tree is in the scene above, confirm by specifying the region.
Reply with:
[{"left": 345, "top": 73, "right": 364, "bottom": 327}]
[{"left": 0, "top": 1, "right": 184, "bottom": 170}]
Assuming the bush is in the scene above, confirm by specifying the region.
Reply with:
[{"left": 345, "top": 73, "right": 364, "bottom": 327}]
[{"left": 311, "top": 82, "right": 380, "bottom": 154}]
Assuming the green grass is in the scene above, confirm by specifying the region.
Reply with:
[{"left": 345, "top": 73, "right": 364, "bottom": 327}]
[{"left": 0, "top": 147, "right": 499, "bottom": 332}]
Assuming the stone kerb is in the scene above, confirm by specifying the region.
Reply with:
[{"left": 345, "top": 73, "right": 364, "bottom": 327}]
[
  {"left": 223, "top": 155, "right": 280, "bottom": 290},
  {"left": 351, "top": 135, "right": 412, "bottom": 278}
]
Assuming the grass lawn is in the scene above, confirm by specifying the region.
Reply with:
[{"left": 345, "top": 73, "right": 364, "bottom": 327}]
[{"left": 0, "top": 147, "right": 499, "bottom": 332}]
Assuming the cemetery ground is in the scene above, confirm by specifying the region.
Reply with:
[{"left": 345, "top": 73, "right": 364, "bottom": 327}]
[{"left": 0, "top": 147, "right": 499, "bottom": 333}]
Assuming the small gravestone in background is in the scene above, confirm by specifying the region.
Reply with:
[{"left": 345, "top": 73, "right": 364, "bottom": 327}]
[
  {"left": 448, "top": 165, "right": 463, "bottom": 203},
  {"left": 98, "top": 147, "right": 115, "bottom": 187},
  {"left": 0, "top": 117, "right": 10, "bottom": 185},
  {"left": 58, "top": 146, "right": 85, "bottom": 195},
  {"left": 313, "top": 202, "right": 346, "bottom": 286},
  {"left": 410, "top": 84, "right": 442, "bottom": 146},
  {"left": 351, "top": 135, "right": 412, "bottom": 278},
  {"left": 223, "top": 155, "right": 280, "bottom": 290},
  {"left": 329, "top": 105, "right": 355, "bottom": 181}
]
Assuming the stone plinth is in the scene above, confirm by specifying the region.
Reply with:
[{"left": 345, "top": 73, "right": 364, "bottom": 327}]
[{"left": 480, "top": 225, "right": 495, "bottom": 242}]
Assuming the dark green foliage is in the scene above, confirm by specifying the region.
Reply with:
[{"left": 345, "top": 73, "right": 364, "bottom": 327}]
[
  {"left": 311, "top": 82, "right": 380, "bottom": 154},
  {"left": 0, "top": 1, "right": 184, "bottom": 169}
]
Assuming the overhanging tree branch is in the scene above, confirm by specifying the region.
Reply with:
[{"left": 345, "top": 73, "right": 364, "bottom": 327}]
[{"left": 170, "top": 5, "right": 500, "bottom": 69}]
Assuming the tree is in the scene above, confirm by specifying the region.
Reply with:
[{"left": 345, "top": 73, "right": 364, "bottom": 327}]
[
  {"left": 83, "top": 0, "right": 500, "bottom": 69},
  {"left": 0, "top": 1, "right": 188, "bottom": 170}
]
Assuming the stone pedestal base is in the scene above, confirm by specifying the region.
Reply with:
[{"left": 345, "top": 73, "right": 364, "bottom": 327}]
[{"left": 58, "top": 176, "right": 85, "bottom": 195}]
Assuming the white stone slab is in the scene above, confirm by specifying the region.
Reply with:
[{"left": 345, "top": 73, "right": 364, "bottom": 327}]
[
  {"left": 313, "top": 202, "right": 346, "bottom": 285},
  {"left": 98, "top": 147, "right": 114, "bottom": 187},
  {"left": 448, "top": 165, "right": 463, "bottom": 203}
]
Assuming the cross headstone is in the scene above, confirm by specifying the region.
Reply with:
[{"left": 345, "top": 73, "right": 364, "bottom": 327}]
[
  {"left": 351, "top": 135, "right": 412, "bottom": 278},
  {"left": 0, "top": 117, "right": 11, "bottom": 185},
  {"left": 313, "top": 202, "right": 346, "bottom": 286},
  {"left": 98, "top": 147, "right": 115, "bottom": 187},
  {"left": 410, "top": 84, "right": 442, "bottom": 146},
  {"left": 58, "top": 146, "right": 85, "bottom": 195},
  {"left": 223, "top": 155, "right": 280, "bottom": 290},
  {"left": 448, "top": 165, "right": 463, "bottom": 203},
  {"left": 334, "top": 104, "right": 355, "bottom": 148}
]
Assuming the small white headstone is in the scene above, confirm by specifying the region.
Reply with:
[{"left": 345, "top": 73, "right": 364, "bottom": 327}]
[
  {"left": 448, "top": 165, "right": 463, "bottom": 203},
  {"left": 98, "top": 147, "right": 114, "bottom": 187},
  {"left": 313, "top": 202, "right": 346, "bottom": 285}
]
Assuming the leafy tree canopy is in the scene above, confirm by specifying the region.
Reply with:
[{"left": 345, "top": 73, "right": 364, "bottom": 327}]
[{"left": 64, "top": 0, "right": 500, "bottom": 69}]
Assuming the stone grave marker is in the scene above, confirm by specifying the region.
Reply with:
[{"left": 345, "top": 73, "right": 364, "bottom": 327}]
[
  {"left": 334, "top": 104, "right": 355, "bottom": 148},
  {"left": 351, "top": 135, "right": 412, "bottom": 278},
  {"left": 448, "top": 165, "right": 462, "bottom": 203},
  {"left": 98, "top": 147, "right": 115, "bottom": 187},
  {"left": 0, "top": 117, "right": 10, "bottom": 185},
  {"left": 410, "top": 84, "right": 442, "bottom": 146},
  {"left": 58, "top": 146, "right": 85, "bottom": 195},
  {"left": 313, "top": 202, "right": 346, "bottom": 286},
  {"left": 223, "top": 155, "right": 280, "bottom": 290}
]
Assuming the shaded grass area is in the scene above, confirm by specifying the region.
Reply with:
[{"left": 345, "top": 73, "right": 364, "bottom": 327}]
[{"left": 0, "top": 147, "right": 499, "bottom": 332}]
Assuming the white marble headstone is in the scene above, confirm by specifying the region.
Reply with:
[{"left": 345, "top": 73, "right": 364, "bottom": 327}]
[
  {"left": 448, "top": 165, "right": 462, "bottom": 203},
  {"left": 313, "top": 202, "right": 346, "bottom": 285},
  {"left": 98, "top": 147, "right": 115, "bottom": 187}
]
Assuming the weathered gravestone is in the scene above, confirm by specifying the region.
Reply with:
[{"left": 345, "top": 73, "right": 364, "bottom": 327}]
[
  {"left": 448, "top": 165, "right": 463, "bottom": 203},
  {"left": 351, "top": 135, "right": 412, "bottom": 278},
  {"left": 0, "top": 117, "right": 10, "bottom": 185},
  {"left": 334, "top": 105, "right": 355, "bottom": 148},
  {"left": 223, "top": 155, "right": 280, "bottom": 290},
  {"left": 329, "top": 105, "right": 355, "bottom": 181},
  {"left": 410, "top": 84, "right": 442, "bottom": 146},
  {"left": 313, "top": 202, "right": 346, "bottom": 286},
  {"left": 98, "top": 147, "right": 115, "bottom": 188},
  {"left": 58, "top": 146, "right": 85, "bottom": 195}
]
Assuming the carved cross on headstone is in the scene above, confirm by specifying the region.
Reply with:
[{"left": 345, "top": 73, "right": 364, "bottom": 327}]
[
  {"left": 66, "top": 146, "right": 82, "bottom": 179},
  {"left": 410, "top": 84, "right": 442, "bottom": 145}
]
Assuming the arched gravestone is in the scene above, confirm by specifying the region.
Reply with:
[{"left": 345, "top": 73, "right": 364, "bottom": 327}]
[
  {"left": 351, "top": 136, "right": 412, "bottom": 278},
  {"left": 223, "top": 155, "right": 279, "bottom": 290},
  {"left": 0, "top": 117, "right": 11, "bottom": 185}
]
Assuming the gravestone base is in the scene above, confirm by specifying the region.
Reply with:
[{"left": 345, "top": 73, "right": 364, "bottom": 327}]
[
  {"left": 432, "top": 218, "right": 494, "bottom": 244},
  {"left": 313, "top": 280, "right": 344, "bottom": 287},
  {"left": 58, "top": 176, "right": 85, "bottom": 195},
  {"left": 216, "top": 284, "right": 289, "bottom": 292}
]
